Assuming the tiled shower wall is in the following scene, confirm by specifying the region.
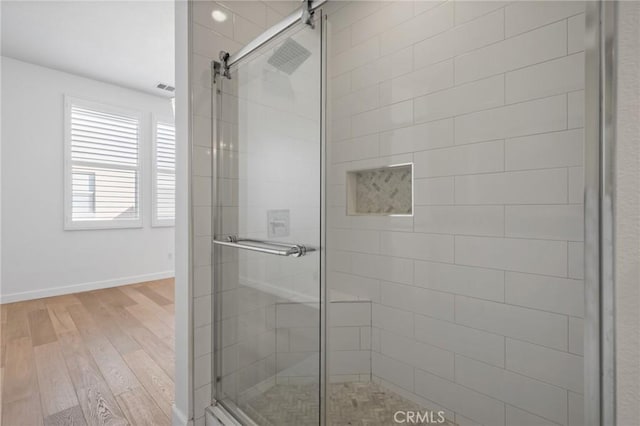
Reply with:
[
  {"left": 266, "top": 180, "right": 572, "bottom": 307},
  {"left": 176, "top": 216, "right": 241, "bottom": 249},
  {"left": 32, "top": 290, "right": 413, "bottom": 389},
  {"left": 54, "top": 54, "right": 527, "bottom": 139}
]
[
  {"left": 190, "top": 2, "right": 299, "bottom": 424},
  {"left": 326, "top": 2, "right": 586, "bottom": 426}
]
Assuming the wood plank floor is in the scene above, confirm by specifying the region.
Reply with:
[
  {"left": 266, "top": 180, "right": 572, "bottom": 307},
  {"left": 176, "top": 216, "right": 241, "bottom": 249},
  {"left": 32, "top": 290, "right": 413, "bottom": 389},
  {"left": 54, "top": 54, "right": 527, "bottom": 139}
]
[{"left": 0, "top": 279, "right": 175, "bottom": 426}]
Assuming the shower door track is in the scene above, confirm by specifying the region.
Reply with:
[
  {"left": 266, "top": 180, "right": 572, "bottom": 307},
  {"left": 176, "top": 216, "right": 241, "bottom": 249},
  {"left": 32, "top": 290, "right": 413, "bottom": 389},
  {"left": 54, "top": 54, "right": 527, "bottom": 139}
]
[{"left": 221, "top": 0, "right": 327, "bottom": 71}]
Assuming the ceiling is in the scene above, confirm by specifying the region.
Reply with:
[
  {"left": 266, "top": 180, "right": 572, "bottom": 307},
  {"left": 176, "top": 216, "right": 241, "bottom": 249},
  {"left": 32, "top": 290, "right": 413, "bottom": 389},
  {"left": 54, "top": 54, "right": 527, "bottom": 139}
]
[{"left": 1, "top": 1, "right": 175, "bottom": 97}]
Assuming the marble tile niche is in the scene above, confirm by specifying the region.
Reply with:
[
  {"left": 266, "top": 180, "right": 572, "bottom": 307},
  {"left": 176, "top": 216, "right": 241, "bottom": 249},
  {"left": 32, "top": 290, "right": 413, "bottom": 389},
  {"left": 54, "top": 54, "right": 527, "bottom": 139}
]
[{"left": 346, "top": 164, "right": 413, "bottom": 216}]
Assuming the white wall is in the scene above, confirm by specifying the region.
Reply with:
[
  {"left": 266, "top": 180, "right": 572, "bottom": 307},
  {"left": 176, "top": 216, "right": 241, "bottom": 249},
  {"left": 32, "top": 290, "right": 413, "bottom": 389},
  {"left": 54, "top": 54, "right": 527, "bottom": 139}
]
[
  {"left": 1, "top": 57, "right": 174, "bottom": 303},
  {"left": 326, "top": 2, "right": 585, "bottom": 426},
  {"left": 615, "top": 2, "right": 640, "bottom": 424}
]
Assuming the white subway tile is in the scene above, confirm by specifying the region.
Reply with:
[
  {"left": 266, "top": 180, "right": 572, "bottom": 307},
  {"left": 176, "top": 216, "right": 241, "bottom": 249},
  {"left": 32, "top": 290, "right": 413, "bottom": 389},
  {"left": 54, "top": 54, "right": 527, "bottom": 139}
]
[
  {"left": 455, "top": 21, "right": 566, "bottom": 84},
  {"left": 506, "top": 53, "right": 585, "bottom": 103},
  {"left": 505, "top": 204, "right": 584, "bottom": 241},
  {"left": 569, "top": 317, "right": 584, "bottom": 355},
  {"left": 414, "top": 140, "right": 504, "bottom": 178},
  {"left": 352, "top": 252, "right": 414, "bottom": 284},
  {"left": 568, "top": 90, "right": 584, "bottom": 129},
  {"left": 373, "top": 304, "right": 414, "bottom": 337},
  {"left": 414, "top": 206, "right": 504, "bottom": 237},
  {"left": 351, "top": 1, "right": 415, "bottom": 46},
  {"left": 332, "top": 134, "right": 380, "bottom": 163},
  {"left": 505, "top": 129, "right": 584, "bottom": 171},
  {"left": 332, "top": 117, "right": 351, "bottom": 142},
  {"left": 192, "top": 23, "right": 241, "bottom": 59},
  {"left": 455, "top": 95, "right": 567, "bottom": 145},
  {"left": 330, "top": 301, "right": 371, "bottom": 327},
  {"left": 219, "top": 1, "right": 266, "bottom": 27},
  {"left": 277, "top": 303, "right": 319, "bottom": 328},
  {"left": 332, "top": 72, "right": 351, "bottom": 100},
  {"left": 506, "top": 338, "right": 584, "bottom": 393},
  {"left": 328, "top": 228, "right": 380, "bottom": 254},
  {"left": 328, "top": 271, "right": 380, "bottom": 303},
  {"left": 372, "top": 352, "right": 414, "bottom": 391},
  {"left": 381, "top": 330, "right": 454, "bottom": 380},
  {"left": 568, "top": 392, "right": 584, "bottom": 426},
  {"left": 414, "top": 177, "right": 455, "bottom": 205},
  {"left": 414, "top": 9, "right": 505, "bottom": 70},
  {"left": 194, "top": 236, "right": 213, "bottom": 267},
  {"left": 352, "top": 101, "right": 413, "bottom": 137},
  {"left": 568, "top": 242, "right": 584, "bottom": 279},
  {"left": 194, "top": 353, "right": 213, "bottom": 389},
  {"left": 194, "top": 265, "right": 213, "bottom": 298},
  {"left": 414, "top": 75, "right": 505, "bottom": 123},
  {"left": 194, "top": 206, "right": 212, "bottom": 236},
  {"left": 455, "top": 169, "right": 568, "bottom": 205},
  {"left": 568, "top": 14, "right": 586, "bottom": 54},
  {"left": 414, "top": 314, "right": 505, "bottom": 367},
  {"left": 455, "top": 295, "right": 568, "bottom": 350},
  {"left": 505, "top": 1, "right": 584, "bottom": 37},
  {"left": 193, "top": 176, "right": 212, "bottom": 206},
  {"left": 568, "top": 167, "right": 584, "bottom": 204},
  {"left": 414, "top": 261, "right": 504, "bottom": 302},
  {"left": 329, "top": 1, "right": 389, "bottom": 33},
  {"left": 380, "top": 281, "right": 454, "bottom": 322},
  {"left": 350, "top": 215, "right": 414, "bottom": 233},
  {"left": 455, "top": 235, "right": 567, "bottom": 276},
  {"left": 455, "top": 355, "right": 568, "bottom": 425},
  {"left": 380, "top": 60, "right": 454, "bottom": 105},
  {"left": 330, "top": 350, "right": 371, "bottom": 375},
  {"left": 332, "top": 27, "right": 351, "bottom": 57},
  {"left": 454, "top": 1, "right": 508, "bottom": 25},
  {"left": 380, "top": 2, "right": 454, "bottom": 55},
  {"left": 351, "top": 108, "right": 379, "bottom": 138},
  {"left": 193, "top": 2, "right": 234, "bottom": 36},
  {"left": 233, "top": 14, "right": 263, "bottom": 45},
  {"left": 194, "top": 295, "right": 213, "bottom": 328},
  {"left": 506, "top": 405, "right": 559, "bottom": 426},
  {"left": 506, "top": 272, "right": 584, "bottom": 317},
  {"left": 332, "top": 37, "right": 379, "bottom": 77},
  {"left": 379, "top": 119, "right": 453, "bottom": 156},
  {"left": 359, "top": 327, "right": 371, "bottom": 350},
  {"left": 414, "top": 368, "right": 506, "bottom": 426},
  {"left": 380, "top": 231, "right": 454, "bottom": 263},
  {"left": 351, "top": 46, "right": 414, "bottom": 92},
  {"left": 195, "top": 324, "right": 213, "bottom": 357}
]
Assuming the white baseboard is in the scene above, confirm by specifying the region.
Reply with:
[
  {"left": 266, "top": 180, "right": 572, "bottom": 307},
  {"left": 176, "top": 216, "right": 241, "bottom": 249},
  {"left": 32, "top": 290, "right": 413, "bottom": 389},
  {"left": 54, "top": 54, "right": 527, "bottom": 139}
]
[
  {"left": 173, "top": 405, "right": 193, "bottom": 426},
  {"left": 0, "top": 270, "right": 175, "bottom": 304}
]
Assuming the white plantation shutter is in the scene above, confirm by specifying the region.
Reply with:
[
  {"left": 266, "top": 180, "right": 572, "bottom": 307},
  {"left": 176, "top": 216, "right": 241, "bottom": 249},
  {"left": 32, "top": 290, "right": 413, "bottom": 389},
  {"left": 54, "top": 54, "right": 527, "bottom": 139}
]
[
  {"left": 65, "top": 98, "right": 142, "bottom": 229},
  {"left": 153, "top": 119, "right": 175, "bottom": 225}
]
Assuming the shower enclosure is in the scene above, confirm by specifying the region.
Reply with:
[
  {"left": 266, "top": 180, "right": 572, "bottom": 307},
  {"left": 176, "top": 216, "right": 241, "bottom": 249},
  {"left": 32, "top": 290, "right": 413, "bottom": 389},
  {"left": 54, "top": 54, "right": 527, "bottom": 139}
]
[{"left": 207, "top": 1, "right": 610, "bottom": 425}]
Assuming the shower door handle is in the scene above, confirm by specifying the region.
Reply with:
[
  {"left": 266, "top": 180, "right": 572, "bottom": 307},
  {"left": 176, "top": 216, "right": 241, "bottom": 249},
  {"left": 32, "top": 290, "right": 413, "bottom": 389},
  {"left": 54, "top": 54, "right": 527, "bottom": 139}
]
[{"left": 212, "top": 235, "right": 315, "bottom": 257}]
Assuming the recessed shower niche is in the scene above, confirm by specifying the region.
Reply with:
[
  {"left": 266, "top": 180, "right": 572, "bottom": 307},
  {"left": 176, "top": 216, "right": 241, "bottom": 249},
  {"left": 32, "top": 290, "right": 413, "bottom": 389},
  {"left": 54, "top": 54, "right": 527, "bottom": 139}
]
[{"left": 346, "top": 164, "right": 413, "bottom": 216}]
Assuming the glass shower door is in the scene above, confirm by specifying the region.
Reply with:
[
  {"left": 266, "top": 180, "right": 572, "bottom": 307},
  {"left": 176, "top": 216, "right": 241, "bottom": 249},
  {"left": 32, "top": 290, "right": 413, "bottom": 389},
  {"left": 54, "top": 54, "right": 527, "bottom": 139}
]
[{"left": 212, "top": 17, "right": 323, "bottom": 426}]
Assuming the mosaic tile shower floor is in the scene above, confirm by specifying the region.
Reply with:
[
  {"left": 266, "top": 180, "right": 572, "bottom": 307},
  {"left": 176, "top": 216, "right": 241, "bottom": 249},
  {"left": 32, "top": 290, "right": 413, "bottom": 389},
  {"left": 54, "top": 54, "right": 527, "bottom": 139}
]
[{"left": 242, "top": 381, "right": 456, "bottom": 426}]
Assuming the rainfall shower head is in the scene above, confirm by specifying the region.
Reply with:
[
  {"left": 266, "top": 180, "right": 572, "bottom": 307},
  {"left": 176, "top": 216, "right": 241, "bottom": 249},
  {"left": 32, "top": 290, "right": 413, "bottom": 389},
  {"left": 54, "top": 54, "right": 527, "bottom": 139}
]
[{"left": 267, "top": 38, "right": 311, "bottom": 75}]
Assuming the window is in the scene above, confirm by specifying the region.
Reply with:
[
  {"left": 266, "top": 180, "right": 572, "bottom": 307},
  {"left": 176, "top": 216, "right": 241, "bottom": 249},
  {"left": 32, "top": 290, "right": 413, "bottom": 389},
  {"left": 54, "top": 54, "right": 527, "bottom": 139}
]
[
  {"left": 152, "top": 117, "right": 176, "bottom": 226},
  {"left": 65, "top": 97, "right": 142, "bottom": 229}
]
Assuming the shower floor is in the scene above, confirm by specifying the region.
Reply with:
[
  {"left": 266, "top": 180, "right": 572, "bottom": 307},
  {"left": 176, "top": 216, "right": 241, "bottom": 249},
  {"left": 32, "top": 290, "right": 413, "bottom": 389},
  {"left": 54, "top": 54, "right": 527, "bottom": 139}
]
[{"left": 243, "top": 381, "right": 456, "bottom": 426}]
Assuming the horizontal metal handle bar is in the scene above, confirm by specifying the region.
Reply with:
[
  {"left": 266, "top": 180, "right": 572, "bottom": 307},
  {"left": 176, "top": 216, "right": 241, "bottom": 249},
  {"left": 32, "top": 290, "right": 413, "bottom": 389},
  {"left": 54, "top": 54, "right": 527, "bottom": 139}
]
[{"left": 213, "top": 236, "right": 315, "bottom": 257}]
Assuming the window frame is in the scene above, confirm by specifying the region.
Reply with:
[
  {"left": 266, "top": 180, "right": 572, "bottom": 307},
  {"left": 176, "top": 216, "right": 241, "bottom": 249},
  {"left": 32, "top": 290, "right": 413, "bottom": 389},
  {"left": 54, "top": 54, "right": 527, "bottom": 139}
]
[
  {"left": 151, "top": 114, "right": 176, "bottom": 227},
  {"left": 64, "top": 96, "right": 144, "bottom": 230}
]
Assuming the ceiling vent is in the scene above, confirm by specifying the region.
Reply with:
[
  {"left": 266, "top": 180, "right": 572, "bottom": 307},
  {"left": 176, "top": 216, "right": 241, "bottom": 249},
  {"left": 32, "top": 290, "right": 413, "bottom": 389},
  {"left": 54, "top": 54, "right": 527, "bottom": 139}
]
[{"left": 156, "top": 83, "right": 175, "bottom": 93}]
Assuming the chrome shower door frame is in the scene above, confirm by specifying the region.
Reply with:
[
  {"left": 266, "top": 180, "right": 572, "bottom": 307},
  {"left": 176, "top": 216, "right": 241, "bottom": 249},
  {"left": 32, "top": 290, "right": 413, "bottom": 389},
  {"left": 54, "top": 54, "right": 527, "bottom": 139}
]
[
  {"left": 209, "top": 9, "right": 328, "bottom": 426},
  {"left": 585, "top": 1, "right": 617, "bottom": 425}
]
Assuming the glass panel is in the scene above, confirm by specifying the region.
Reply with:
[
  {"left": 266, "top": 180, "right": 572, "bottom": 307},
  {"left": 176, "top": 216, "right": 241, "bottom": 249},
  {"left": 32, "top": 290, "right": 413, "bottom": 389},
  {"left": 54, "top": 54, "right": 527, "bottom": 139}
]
[{"left": 214, "top": 19, "right": 322, "bottom": 426}]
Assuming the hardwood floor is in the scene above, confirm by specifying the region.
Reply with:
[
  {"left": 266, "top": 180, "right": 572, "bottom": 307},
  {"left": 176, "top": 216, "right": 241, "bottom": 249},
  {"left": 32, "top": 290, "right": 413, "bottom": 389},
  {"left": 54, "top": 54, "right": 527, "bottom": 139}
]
[{"left": 0, "top": 279, "right": 175, "bottom": 426}]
